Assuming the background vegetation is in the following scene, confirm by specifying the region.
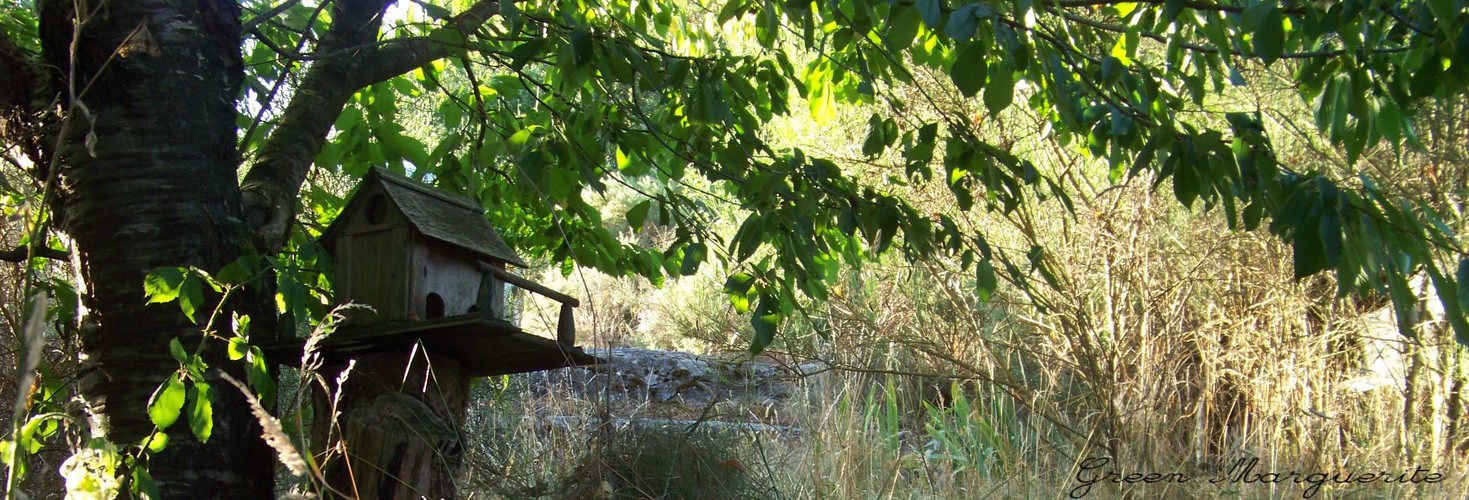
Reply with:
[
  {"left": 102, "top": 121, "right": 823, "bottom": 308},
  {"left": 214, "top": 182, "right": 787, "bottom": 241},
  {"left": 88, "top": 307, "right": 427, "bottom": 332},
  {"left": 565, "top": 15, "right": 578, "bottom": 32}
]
[{"left": 463, "top": 59, "right": 1469, "bottom": 498}]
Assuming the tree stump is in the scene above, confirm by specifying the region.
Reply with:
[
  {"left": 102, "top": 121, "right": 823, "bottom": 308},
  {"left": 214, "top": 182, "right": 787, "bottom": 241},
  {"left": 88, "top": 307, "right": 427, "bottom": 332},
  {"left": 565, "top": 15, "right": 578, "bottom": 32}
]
[{"left": 313, "top": 352, "right": 471, "bottom": 499}]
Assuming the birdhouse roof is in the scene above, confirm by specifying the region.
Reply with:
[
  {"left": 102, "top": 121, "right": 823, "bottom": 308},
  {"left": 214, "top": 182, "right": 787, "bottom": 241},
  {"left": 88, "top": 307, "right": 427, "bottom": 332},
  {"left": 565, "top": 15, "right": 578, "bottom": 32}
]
[{"left": 321, "top": 167, "right": 529, "bottom": 267}]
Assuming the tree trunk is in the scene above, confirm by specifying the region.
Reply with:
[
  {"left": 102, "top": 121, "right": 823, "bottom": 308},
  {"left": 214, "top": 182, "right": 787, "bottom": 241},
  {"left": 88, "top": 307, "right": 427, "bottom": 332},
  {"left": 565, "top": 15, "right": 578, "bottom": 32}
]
[{"left": 41, "top": 0, "right": 272, "bottom": 496}]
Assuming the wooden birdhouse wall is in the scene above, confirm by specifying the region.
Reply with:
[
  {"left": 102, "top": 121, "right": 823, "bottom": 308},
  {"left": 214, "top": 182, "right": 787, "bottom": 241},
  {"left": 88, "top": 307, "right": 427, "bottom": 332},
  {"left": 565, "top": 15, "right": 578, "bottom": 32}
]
[
  {"left": 332, "top": 184, "right": 412, "bottom": 325},
  {"left": 407, "top": 240, "right": 490, "bottom": 321}
]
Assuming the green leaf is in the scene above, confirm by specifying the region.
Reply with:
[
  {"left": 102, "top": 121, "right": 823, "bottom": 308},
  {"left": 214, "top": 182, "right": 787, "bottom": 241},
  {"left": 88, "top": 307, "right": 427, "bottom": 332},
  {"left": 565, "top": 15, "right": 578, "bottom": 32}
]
[
  {"left": 569, "top": 29, "right": 594, "bottom": 67},
  {"left": 950, "top": 42, "right": 987, "bottom": 97},
  {"left": 248, "top": 349, "right": 276, "bottom": 403},
  {"left": 1458, "top": 259, "right": 1469, "bottom": 316},
  {"left": 886, "top": 6, "right": 922, "bottom": 52},
  {"left": 1426, "top": 0, "right": 1457, "bottom": 35},
  {"left": 680, "top": 243, "right": 706, "bottom": 276},
  {"left": 145, "top": 431, "right": 169, "bottom": 453},
  {"left": 147, "top": 373, "right": 187, "bottom": 430},
  {"left": 418, "top": 2, "right": 452, "bottom": 19},
  {"left": 509, "top": 39, "right": 548, "bottom": 71},
  {"left": 1253, "top": 7, "right": 1284, "bottom": 66},
  {"left": 945, "top": 4, "right": 981, "bottom": 41},
  {"left": 1101, "top": 56, "right": 1125, "bottom": 84},
  {"left": 1162, "top": 0, "right": 1190, "bottom": 23},
  {"left": 625, "top": 200, "right": 651, "bottom": 231},
  {"left": 1243, "top": 201, "right": 1265, "bottom": 230},
  {"left": 1292, "top": 212, "right": 1328, "bottom": 279},
  {"left": 143, "top": 267, "right": 185, "bottom": 304},
  {"left": 1386, "top": 265, "right": 1417, "bottom": 336},
  {"left": 132, "top": 467, "right": 161, "bottom": 500},
  {"left": 917, "top": 0, "right": 942, "bottom": 29},
  {"left": 215, "top": 258, "right": 253, "bottom": 285},
  {"left": 717, "top": 0, "right": 747, "bottom": 23},
  {"left": 188, "top": 381, "right": 213, "bottom": 444},
  {"left": 733, "top": 215, "right": 765, "bottom": 261},
  {"left": 233, "top": 312, "right": 251, "bottom": 339},
  {"left": 227, "top": 337, "right": 249, "bottom": 361},
  {"left": 1318, "top": 210, "right": 1342, "bottom": 267},
  {"left": 1423, "top": 259, "right": 1469, "bottom": 346},
  {"left": 724, "top": 273, "right": 755, "bottom": 295},
  {"left": 178, "top": 272, "right": 204, "bottom": 323},
  {"left": 724, "top": 273, "right": 755, "bottom": 313},
  {"left": 983, "top": 66, "right": 1014, "bottom": 115},
  {"left": 976, "top": 260, "right": 997, "bottom": 301},
  {"left": 18, "top": 417, "right": 44, "bottom": 453},
  {"left": 1240, "top": 1, "right": 1273, "bottom": 32},
  {"left": 1172, "top": 161, "right": 1199, "bottom": 208},
  {"left": 169, "top": 338, "right": 188, "bottom": 364},
  {"left": 749, "top": 293, "right": 781, "bottom": 355},
  {"left": 508, "top": 127, "right": 537, "bottom": 153},
  {"left": 863, "top": 114, "right": 889, "bottom": 156},
  {"left": 876, "top": 203, "right": 900, "bottom": 254}
]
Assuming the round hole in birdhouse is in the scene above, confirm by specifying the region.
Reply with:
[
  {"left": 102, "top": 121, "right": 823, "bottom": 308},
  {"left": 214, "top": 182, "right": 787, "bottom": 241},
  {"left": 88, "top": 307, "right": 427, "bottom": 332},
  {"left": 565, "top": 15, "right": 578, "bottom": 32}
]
[
  {"left": 365, "top": 193, "right": 388, "bottom": 225},
  {"left": 425, "top": 293, "right": 445, "bottom": 319}
]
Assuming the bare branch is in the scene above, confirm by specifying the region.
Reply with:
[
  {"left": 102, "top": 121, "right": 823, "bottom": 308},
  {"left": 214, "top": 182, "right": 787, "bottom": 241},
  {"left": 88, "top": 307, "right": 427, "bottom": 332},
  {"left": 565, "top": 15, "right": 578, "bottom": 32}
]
[{"left": 0, "top": 244, "right": 67, "bottom": 263}]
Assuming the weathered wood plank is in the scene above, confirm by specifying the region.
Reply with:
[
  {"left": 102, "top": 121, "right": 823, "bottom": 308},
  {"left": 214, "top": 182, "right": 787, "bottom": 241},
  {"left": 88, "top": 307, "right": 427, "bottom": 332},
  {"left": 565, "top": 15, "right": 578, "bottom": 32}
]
[
  {"left": 260, "top": 314, "right": 601, "bottom": 376},
  {"left": 473, "top": 261, "right": 580, "bottom": 307}
]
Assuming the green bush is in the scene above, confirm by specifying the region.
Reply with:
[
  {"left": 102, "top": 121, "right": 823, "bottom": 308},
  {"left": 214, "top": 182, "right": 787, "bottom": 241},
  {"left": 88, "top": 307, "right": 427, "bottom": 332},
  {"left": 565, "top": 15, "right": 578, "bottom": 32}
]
[{"left": 564, "top": 424, "right": 773, "bottom": 500}]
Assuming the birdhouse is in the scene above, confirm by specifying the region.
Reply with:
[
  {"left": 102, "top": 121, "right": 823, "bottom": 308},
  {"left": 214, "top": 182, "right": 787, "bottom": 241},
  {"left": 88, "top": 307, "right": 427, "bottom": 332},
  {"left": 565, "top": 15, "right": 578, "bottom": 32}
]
[
  {"left": 264, "top": 167, "right": 598, "bottom": 376},
  {"left": 318, "top": 166, "right": 529, "bottom": 325}
]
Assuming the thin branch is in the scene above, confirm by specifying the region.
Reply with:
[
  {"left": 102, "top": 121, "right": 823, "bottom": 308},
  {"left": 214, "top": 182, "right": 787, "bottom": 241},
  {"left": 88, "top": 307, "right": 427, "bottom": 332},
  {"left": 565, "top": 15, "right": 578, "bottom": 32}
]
[
  {"left": 244, "top": 0, "right": 306, "bottom": 31},
  {"left": 0, "top": 245, "right": 66, "bottom": 263},
  {"left": 1054, "top": 9, "right": 1410, "bottom": 59},
  {"left": 245, "top": 26, "right": 309, "bottom": 61},
  {"left": 1047, "top": 0, "right": 1306, "bottom": 15},
  {"left": 240, "top": 1, "right": 330, "bottom": 152}
]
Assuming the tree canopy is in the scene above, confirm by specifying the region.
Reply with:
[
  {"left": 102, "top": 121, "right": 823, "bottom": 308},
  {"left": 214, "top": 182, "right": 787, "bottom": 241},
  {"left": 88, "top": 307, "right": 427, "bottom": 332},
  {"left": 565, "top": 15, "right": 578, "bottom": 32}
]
[{"left": 224, "top": 0, "right": 1468, "bottom": 351}]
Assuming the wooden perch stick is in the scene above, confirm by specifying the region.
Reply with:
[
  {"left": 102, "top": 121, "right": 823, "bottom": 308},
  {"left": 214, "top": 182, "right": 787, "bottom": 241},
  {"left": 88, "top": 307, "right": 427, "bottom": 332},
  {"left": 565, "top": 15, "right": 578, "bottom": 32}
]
[{"left": 473, "top": 261, "right": 581, "bottom": 307}]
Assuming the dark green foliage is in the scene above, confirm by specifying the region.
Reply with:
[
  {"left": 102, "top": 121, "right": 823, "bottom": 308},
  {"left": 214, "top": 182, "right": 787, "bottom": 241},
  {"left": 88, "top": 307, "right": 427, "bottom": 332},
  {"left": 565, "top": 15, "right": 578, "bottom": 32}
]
[{"left": 563, "top": 426, "right": 772, "bottom": 500}]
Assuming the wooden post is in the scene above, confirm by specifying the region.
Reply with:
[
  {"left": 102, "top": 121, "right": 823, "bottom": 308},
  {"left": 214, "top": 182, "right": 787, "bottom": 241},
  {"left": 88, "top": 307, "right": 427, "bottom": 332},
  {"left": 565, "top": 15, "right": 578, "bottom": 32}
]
[
  {"left": 314, "top": 352, "right": 471, "bottom": 500},
  {"left": 477, "top": 271, "right": 505, "bottom": 320},
  {"left": 557, "top": 302, "right": 575, "bottom": 346},
  {"left": 474, "top": 261, "right": 579, "bottom": 347}
]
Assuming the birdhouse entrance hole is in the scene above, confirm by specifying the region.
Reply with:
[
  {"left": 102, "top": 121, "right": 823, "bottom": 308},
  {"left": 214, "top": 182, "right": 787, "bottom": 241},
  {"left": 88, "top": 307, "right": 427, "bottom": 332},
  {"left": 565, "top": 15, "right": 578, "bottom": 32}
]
[
  {"left": 425, "top": 293, "right": 445, "bottom": 319},
  {"left": 365, "top": 193, "right": 388, "bottom": 224}
]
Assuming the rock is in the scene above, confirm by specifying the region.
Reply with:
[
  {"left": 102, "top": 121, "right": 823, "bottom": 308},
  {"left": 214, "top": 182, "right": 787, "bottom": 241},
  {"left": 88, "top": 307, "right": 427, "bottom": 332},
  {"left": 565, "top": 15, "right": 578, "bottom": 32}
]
[
  {"left": 1345, "top": 274, "right": 1445, "bottom": 393},
  {"left": 541, "top": 416, "right": 803, "bottom": 437},
  {"left": 514, "top": 348, "right": 817, "bottom": 407}
]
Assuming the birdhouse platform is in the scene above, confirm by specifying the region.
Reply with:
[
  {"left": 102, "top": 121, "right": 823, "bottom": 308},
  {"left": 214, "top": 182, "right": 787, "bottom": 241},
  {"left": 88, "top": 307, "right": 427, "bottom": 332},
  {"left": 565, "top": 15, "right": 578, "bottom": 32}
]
[
  {"left": 261, "top": 167, "right": 600, "bottom": 375},
  {"left": 261, "top": 314, "right": 599, "bottom": 376}
]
